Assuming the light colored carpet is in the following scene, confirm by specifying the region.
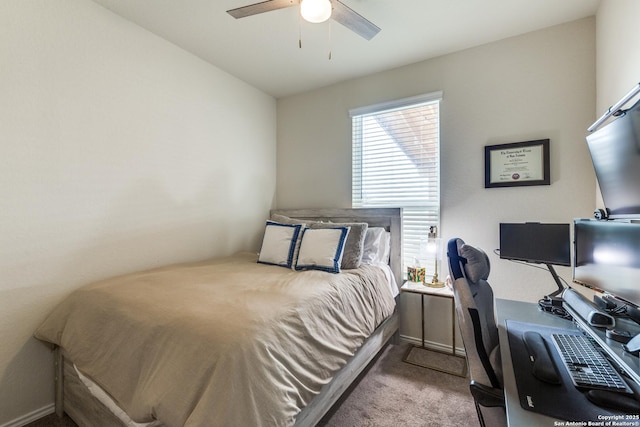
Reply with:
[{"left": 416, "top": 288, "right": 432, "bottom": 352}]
[
  {"left": 27, "top": 342, "right": 478, "bottom": 427},
  {"left": 320, "top": 342, "right": 479, "bottom": 427}
]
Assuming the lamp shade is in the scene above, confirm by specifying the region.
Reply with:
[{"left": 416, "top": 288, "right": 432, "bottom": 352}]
[{"left": 300, "top": 0, "right": 332, "bottom": 23}]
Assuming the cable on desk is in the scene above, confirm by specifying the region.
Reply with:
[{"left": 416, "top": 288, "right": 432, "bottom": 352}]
[{"left": 538, "top": 296, "right": 572, "bottom": 321}]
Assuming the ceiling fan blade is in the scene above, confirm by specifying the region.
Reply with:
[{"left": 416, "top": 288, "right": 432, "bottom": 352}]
[
  {"left": 227, "top": 0, "right": 296, "bottom": 19},
  {"left": 332, "top": 0, "right": 381, "bottom": 40}
]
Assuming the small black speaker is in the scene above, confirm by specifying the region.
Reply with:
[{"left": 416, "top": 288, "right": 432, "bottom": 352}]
[{"left": 563, "top": 289, "right": 615, "bottom": 328}]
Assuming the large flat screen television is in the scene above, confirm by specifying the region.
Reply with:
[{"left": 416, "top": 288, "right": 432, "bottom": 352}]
[
  {"left": 586, "top": 97, "right": 640, "bottom": 219},
  {"left": 574, "top": 219, "right": 640, "bottom": 308}
]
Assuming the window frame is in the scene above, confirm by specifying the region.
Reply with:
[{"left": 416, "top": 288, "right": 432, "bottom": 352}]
[{"left": 350, "top": 91, "right": 443, "bottom": 276}]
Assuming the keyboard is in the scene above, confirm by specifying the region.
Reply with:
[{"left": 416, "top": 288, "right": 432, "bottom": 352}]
[{"left": 551, "top": 333, "right": 633, "bottom": 394}]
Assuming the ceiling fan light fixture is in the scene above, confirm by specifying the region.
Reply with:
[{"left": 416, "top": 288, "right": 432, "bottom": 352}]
[{"left": 300, "top": 0, "right": 332, "bottom": 24}]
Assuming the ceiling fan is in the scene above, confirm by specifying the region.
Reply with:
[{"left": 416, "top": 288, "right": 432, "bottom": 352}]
[{"left": 227, "top": 0, "right": 381, "bottom": 41}]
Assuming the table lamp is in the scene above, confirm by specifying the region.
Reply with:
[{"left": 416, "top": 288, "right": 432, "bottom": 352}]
[{"left": 426, "top": 226, "right": 445, "bottom": 288}]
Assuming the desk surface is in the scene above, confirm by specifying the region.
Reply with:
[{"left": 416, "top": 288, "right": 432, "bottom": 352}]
[{"left": 496, "top": 299, "right": 575, "bottom": 426}]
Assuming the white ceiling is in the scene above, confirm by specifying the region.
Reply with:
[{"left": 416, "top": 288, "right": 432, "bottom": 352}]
[{"left": 90, "top": 0, "right": 601, "bottom": 98}]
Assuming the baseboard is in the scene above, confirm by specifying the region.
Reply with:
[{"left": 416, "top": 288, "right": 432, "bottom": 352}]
[
  {"left": 399, "top": 335, "right": 466, "bottom": 357},
  {"left": 0, "top": 404, "right": 55, "bottom": 427}
]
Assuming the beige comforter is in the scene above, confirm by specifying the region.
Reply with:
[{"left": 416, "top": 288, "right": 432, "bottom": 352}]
[{"left": 35, "top": 252, "right": 396, "bottom": 427}]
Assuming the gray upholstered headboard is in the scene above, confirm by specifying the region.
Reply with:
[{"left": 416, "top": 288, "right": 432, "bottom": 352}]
[{"left": 270, "top": 208, "right": 402, "bottom": 286}]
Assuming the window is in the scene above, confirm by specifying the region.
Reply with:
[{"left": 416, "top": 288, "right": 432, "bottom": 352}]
[{"left": 350, "top": 92, "right": 442, "bottom": 275}]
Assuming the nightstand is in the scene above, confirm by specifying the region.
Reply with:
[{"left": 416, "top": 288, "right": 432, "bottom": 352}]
[{"left": 400, "top": 281, "right": 467, "bottom": 377}]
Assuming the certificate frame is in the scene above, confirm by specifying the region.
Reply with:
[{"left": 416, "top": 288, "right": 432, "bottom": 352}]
[{"left": 484, "top": 139, "right": 550, "bottom": 188}]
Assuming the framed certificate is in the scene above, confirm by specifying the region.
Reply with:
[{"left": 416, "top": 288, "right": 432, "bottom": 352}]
[{"left": 484, "top": 139, "right": 550, "bottom": 188}]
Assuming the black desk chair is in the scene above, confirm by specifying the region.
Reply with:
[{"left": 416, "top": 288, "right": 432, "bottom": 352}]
[{"left": 447, "top": 238, "right": 506, "bottom": 427}]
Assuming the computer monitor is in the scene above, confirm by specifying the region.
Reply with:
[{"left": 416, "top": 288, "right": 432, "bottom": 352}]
[
  {"left": 586, "top": 98, "right": 640, "bottom": 219},
  {"left": 500, "top": 222, "right": 571, "bottom": 296},
  {"left": 499, "top": 223, "right": 571, "bottom": 266},
  {"left": 574, "top": 219, "right": 640, "bottom": 308}
]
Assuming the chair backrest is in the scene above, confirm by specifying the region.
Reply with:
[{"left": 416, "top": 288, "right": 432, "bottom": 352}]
[{"left": 447, "top": 237, "right": 501, "bottom": 389}]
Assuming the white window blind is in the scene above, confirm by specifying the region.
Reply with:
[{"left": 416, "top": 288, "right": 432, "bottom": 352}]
[{"left": 351, "top": 92, "right": 442, "bottom": 276}]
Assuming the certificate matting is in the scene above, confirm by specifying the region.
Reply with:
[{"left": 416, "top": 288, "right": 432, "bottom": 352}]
[{"left": 484, "top": 139, "right": 550, "bottom": 188}]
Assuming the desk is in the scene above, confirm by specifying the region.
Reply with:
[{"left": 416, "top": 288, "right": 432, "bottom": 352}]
[
  {"left": 496, "top": 299, "right": 575, "bottom": 426},
  {"left": 497, "top": 298, "right": 640, "bottom": 425}
]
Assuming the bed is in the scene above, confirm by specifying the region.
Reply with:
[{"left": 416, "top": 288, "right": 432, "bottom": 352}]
[{"left": 35, "top": 208, "right": 402, "bottom": 427}]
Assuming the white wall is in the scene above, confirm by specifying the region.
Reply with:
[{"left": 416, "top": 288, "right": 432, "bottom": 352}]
[
  {"left": 0, "top": 1, "right": 276, "bottom": 424},
  {"left": 596, "top": 1, "right": 640, "bottom": 142},
  {"left": 590, "top": 0, "right": 640, "bottom": 211},
  {"left": 277, "top": 18, "right": 596, "bottom": 347}
]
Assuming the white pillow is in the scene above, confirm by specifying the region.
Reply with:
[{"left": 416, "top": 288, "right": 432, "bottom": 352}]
[
  {"left": 380, "top": 230, "right": 391, "bottom": 264},
  {"left": 362, "top": 227, "right": 391, "bottom": 265},
  {"left": 258, "top": 221, "right": 304, "bottom": 268},
  {"left": 295, "top": 227, "right": 350, "bottom": 273}
]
